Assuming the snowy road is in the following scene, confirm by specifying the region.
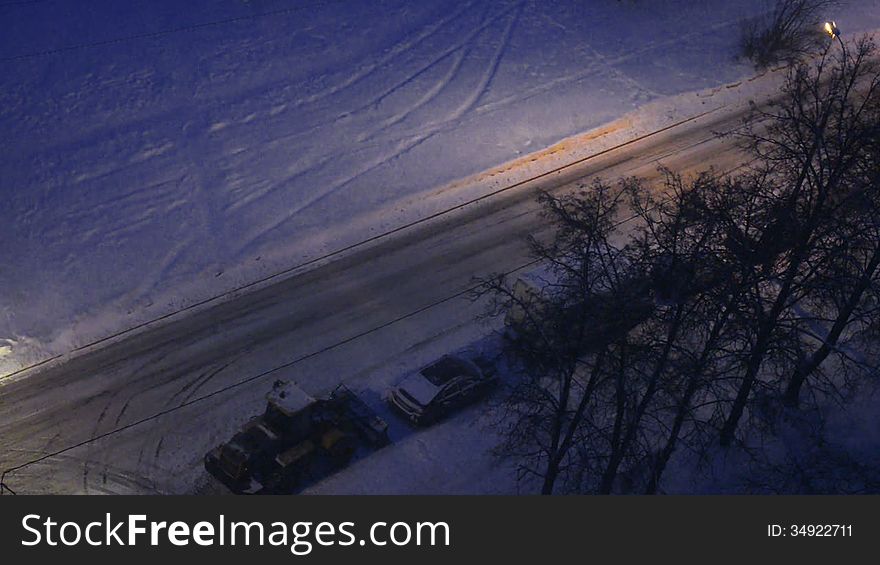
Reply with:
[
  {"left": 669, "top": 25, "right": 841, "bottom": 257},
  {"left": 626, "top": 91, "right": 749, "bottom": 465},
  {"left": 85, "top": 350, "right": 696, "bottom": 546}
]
[{"left": 0, "top": 100, "right": 756, "bottom": 494}]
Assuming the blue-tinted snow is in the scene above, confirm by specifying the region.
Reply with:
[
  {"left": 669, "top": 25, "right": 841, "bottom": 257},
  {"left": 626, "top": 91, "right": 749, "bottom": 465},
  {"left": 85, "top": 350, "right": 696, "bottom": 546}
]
[{"left": 3, "top": 0, "right": 880, "bottom": 373}]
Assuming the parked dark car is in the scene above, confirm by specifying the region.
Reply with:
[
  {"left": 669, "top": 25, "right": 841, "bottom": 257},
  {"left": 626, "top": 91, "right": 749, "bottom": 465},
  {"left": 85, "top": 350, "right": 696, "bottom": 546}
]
[{"left": 388, "top": 355, "right": 497, "bottom": 425}]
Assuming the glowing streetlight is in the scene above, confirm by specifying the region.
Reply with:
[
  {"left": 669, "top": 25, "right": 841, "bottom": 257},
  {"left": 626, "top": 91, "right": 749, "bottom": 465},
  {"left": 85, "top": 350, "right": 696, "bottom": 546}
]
[{"left": 823, "top": 21, "right": 840, "bottom": 39}]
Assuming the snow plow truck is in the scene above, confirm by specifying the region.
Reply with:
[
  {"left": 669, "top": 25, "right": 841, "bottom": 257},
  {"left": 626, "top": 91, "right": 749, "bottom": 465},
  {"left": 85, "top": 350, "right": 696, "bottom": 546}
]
[{"left": 204, "top": 381, "right": 389, "bottom": 494}]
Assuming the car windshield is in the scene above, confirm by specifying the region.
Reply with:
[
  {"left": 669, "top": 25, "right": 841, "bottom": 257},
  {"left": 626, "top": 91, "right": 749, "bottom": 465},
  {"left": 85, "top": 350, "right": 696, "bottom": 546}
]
[{"left": 420, "top": 356, "right": 473, "bottom": 386}]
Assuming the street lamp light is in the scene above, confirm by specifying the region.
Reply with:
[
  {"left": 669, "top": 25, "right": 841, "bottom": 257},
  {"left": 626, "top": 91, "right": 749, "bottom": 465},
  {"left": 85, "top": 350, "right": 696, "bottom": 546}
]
[
  {"left": 823, "top": 21, "right": 840, "bottom": 39},
  {"left": 823, "top": 20, "right": 845, "bottom": 56}
]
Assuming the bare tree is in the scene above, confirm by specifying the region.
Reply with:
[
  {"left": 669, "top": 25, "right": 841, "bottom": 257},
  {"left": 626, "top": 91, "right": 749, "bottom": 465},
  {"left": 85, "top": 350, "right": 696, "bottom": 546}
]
[
  {"left": 625, "top": 171, "right": 751, "bottom": 493},
  {"left": 782, "top": 43, "right": 880, "bottom": 406},
  {"left": 718, "top": 37, "right": 880, "bottom": 446},
  {"left": 483, "top": 39, "right": 880, "bottom": 493},
  {"left": 482, "top": 172, "right": 742, "bottom": 494},
  {"left": 741, "top": 0, "right": 837, "bottom": 68},
  {"left": 477, "top": 180, "right": 648, "bottom": 494},
  {"left": 588, "top": 172, "right": 728, "bottom": 493}
]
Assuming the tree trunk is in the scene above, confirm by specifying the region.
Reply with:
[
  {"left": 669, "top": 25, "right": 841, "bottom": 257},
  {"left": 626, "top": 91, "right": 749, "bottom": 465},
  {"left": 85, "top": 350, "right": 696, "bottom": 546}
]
[
  {"left": 784, "top": 246, "right": 880, "bottom": 406},
  {"left": 719, "top": 329, "right": 770, "bottom": 447},
  {"left": 541, "top": 464, "right": 559, "bottom": 495},
  {"left": 645, "top": 376, "right": 698, "bottom": 495},
  {"left": 719, "top": 212, "right": 817, "bottom": 446},
  {"left": 600, "top": 305, "right": 685, "bottom": 493},
  {"left": 599, "top": 354, "right": 628, "bottom": 494},
  {"left": 646, "top": 292, "right": 736, "bottom": 493}
]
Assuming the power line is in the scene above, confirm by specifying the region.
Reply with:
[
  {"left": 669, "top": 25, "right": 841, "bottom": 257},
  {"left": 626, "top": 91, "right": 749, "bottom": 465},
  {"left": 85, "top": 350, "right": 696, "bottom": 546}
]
[
  {"left": 2, "top": 105, "right": 727, "bottom": 383},
  {"left": 1, "top": 105, "right": 750, "bottom": 492},
  {"left": 0, "top": 143, "right": 754, "bottom": 492},
  {"left": 0, "top": 256, "right": 541, "bottom": 488}
]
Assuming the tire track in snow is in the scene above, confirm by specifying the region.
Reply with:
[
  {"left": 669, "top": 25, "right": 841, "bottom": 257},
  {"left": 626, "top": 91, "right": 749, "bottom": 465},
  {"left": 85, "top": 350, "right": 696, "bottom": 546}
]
[
  {"left": 214, "top": 3, "right": 520, "bottom": 221},
  {"left": 310, "top": 1, "right": 523, "bottom": 199},
  {"left": 78, "top": 349, "right": 170, "bottom": 489},
  {"left": 360, "top": 41, "right": 471, "bottom": 139},
  {"left": 382, "top": 16, "right": 749, "bottom": 142},
  {"left": 213, "top": 0, "right": 510, "bottom": 194},
  {"left": 353, "top": 1, "right": 506, "bottom": 113},
  {"left": 126, "top": 349, "right": 245, "bottom": 471},
  {"left": 469, "top": 16, "right": 747, "bottom": 120},
  {"left": 284, "top": 0, "right": 476, "bottom": 111},
  {"left": 39, "top": 175, "right": 183, "bottom": 245},
  {"left": 238, "top": 2, "right": 524, "bottom": 254},
  {"left": 251, "top": 12, "right": 740, "bottom": 158},
  {"left": 579, "top": 41, "right": 662, "bottom": 102},
  {"left": 118, "top": 236, "right": 192, "bottom": 312},
  {"left": 223, "top": 6, "right": 496, "bottom": 237},
  {"left": 144, "top": 357, "right": 241, "bottom": 465},
  {"left": 8, "top": 451, "right": 157, "bottom": 495}
]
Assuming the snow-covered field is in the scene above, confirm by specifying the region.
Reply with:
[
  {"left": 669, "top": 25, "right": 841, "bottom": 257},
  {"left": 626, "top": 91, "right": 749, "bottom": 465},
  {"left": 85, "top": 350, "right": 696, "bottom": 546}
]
[{"left": 3, "top": 0, "right": 880, "bottom": 377}]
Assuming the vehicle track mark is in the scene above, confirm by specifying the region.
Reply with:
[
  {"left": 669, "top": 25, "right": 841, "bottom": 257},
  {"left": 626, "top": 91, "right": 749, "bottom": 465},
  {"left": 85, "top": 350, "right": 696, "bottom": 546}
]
[
  {"left": 238, "top": 3, "right": 524, "bottom": 251},
  {"left": 287, "top": 1, "right": 476, "bottom": 111}
]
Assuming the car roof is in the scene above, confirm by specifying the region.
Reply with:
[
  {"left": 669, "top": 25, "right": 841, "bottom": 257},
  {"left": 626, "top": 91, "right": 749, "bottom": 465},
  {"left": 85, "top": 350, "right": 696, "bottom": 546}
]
[{"left": 420, "top": 355, "right": 481, "bottom": 385}]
